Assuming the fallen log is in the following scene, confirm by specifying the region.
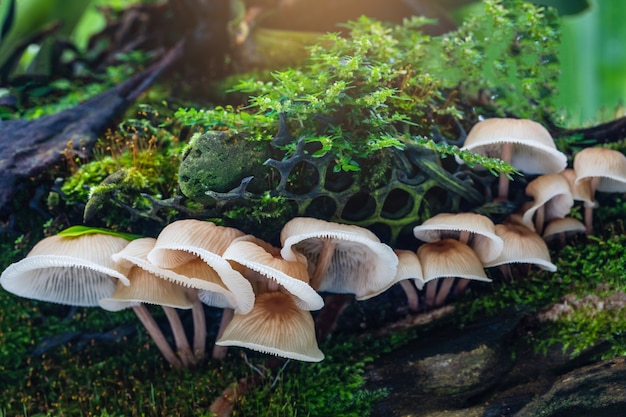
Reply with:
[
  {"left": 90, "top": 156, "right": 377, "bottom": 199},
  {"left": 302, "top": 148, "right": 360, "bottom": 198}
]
[{"left": 0, "top": 40, "right": 184, "bottom": 217}]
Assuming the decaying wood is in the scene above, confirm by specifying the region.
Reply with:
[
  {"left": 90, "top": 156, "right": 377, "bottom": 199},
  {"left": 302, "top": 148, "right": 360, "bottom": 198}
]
[{"left": 0, "top": 41, "right": 183, "bottom": 217}]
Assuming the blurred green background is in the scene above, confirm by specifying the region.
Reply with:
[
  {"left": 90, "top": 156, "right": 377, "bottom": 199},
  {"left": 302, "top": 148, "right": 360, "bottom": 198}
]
[{"left": 2, "top": 0, "right": 625, "bottom": 127}]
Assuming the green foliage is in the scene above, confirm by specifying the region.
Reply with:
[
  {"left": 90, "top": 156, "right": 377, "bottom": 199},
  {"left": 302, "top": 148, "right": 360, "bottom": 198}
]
[
  {"left": 229, "top": 0, "right": 559, "bottom": 172},
  {"left": 174, "top": 105, "right": 276, "bottom": 142}
]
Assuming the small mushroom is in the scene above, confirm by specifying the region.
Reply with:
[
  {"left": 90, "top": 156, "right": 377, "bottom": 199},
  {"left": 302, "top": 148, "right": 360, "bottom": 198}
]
[
  {"left": 559, "top": 169, "right": 596, "bottom": 235},
  {"left": 413, "top": 212, "right": 502, "bottom": 297},
  {"left": 573, "top": 147, "right": 626, "bottom": 234},
  {"left": 280, "top": 217, "right": 398, "bottom": 300},
  {"left": 392, "top": 249, "right": 425, "bottom": 312},
  {"left": 456, "top": 118, "right": 567, "bottom": 200},
  {"left": 417, "top": 239, "right": 489, "bottom": 307},
  {"left": 215, "top": 291, "right": 324, "bottom": 362},
  {"left": 485, "top": 221, "right": 556, "bottom": 280},
  {"left": 0, "top": 229, "right": 130, "bottom": 306},
  {"left": 522, "top": 174, "right": 574, "bottom": 235},
  {"left": 542, "top": 217, "right": 586, "bottom": 248}
]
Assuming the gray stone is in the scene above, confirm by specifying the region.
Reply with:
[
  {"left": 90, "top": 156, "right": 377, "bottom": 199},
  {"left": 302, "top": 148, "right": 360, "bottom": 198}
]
[{"left": 178, "top": 131, "right": 272, "bottom": 203}]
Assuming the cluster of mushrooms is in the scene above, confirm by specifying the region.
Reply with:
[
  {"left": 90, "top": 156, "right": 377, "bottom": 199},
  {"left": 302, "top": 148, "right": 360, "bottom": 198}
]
[{"left": 1, "top": 118, "right": 625, "bottom": 368}]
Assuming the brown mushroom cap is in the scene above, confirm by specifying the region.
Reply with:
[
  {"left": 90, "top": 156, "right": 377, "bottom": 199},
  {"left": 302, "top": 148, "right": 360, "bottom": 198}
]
[
  {"left": 456, "top": 118, "right": 567, "bottom": 174},
  {"left": 573, "top": 147, "right": 626, "bottom": 192},
  {"left": 99, "top": 265, "right": 193, "bottom": 312},
  {"left": 280, "top": 217, "right": 398, "bottom": 300},
  {"left": 412, "top": 212, "right": 503, "bottom": 263},
  {"left": 417, "top": 239, "right": 490, "bottom": 283},
  {"left": 223, "top": 236, "right": 324, "bottom": 311},
  {"left": 0, "top": 233, "right": 130, "bottom": 306},
  {"left": 485, "top": 223, "right": 556, "bottom": 271},
  {"left": 215, "top": 291, "right": 324, "bottom": 362}
]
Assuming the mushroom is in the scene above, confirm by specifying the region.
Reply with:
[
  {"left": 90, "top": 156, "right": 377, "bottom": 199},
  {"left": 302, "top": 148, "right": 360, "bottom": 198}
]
[
  {"left": 573, "top": 147, "right": 626, "bottom": 234},
  {"left": 559, "top": 169, "right": 596, "bottom": 235},
  {"left": 216, "top": 235, "right": 325, "bottom": 361},
  {"left": 522, "top": 174, "right": 574, "bottom": 235},
  {"left": 280, "top": 217, "right": 398, "bottom": 299},
  {"left": 392, "top": 249, "right": 425, "bottom": 312},
  {"left": 456, "top": 118, "right": 567, "bottom": 200},
  {"left": 0, "top": 228, "right": 130, "bottom": 306},
  {"left": 147, "top": 219, "right": 254, "bottom": 360},
  {"left": 412, "top": 212, "right": 502, "bottom": 298},
  {"left": 485, "top": 220, "right": 556, "bottom": 280},
  {"left": 542, "top": 217, "right": 586, "bottom": 248},
  {"left": 417, "top": 239, "right": 490, "bottom": 307},
  {"left": 215, "top": 291, "right": 324, "bottom": 362},
  {"left": 104, "top": 237, "right": 198, "bottom": 367}
]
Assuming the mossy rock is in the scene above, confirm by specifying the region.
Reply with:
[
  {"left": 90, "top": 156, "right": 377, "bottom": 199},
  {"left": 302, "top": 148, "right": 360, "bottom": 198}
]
[{"left": 178, "top": 131, "right": 272, "bottom": 203}]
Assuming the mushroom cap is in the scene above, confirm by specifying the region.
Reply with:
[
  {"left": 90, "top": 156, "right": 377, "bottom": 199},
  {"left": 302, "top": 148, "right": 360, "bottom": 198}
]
[
  {"left": 280, "top": 217, "right": 398, "bottom": 300},
  {"left": 542, "top": 217, "right": 586, "bottom": 240},
  {"left": 393, "top": 249, "right": 425, "bottom": 290},
  {"left": 485, "top": 222, "right": 556, "bottom": 271},
  {"left": 412, "top": 212, "right": 503, "bottom": 263},
  {"left": 417, "top": 239, "right": 490, "bottom": 283},
  {"left": 573, "top": 147, "right": 626, "bottom": 192},
  {"left": 99, "top": 265, "right": 193, "bottom": 312},
  {"left": 112, "top": 237, "right": 239, "bottom": 310},
  {"left": 147, "top": 220, "right": 254, "bottom": 314},
  {"left": 223, "top": 236, "right": 324, "bottom": 311},
  {"left": 148, "top": 219, "right": 244, "bottom": 267},
  {"left": 215, "top": 291, "right": 324, "bottom": 362},
  {"left": 522, "top": 174, "right": 574, "bottom": 230},
  {"left": 559, "top": 169, "right": 595, "bottom": 207},
  {"left": 0, "top": 233, "right": 130, "bottom": 306},
  {"left": 456, "top": 118, "right": 567, "bottom": 174}
]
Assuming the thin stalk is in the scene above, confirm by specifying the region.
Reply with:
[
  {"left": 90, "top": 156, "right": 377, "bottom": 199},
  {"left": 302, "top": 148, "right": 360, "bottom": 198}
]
[
  {"left": 310, "top": 239, "right": 337, "bottom": 290},
  {"left": 435, "top": 277, "right": 455, "bottom": 306},
  {"left": 213, "top": 308, "right": 235, "bottom": 360},
  {"left": 132, "top": 304, "right": 182, "bottom": 368},
  {"left": 162, "top": 306, "right": 196, "bottom": 367},
  {"left": 498, "top": 142, "right": 513, "bottom": 201},
  {"left": 399, "top": 280, "right": 419, "bottom": 312},
  {"left": 189, "top": 291, "right": 207, "bottom": 361}
]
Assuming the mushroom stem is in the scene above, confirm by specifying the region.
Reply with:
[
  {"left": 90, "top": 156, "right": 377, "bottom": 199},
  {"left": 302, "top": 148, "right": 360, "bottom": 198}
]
[
  {"left": 435, "top": 277, "right": 455, "bottom": 306},
  {"left": 189, "top": 292, "right": 207, "bottom": 361},
  {"left": 212, "top": 307, "right": 235, "bottom": 360},
  {"left": 534, "top": 205, "right": 545, "bottom": 235},
  {"left": 584, "top": 203, "right": 595, "bottom": 235},
  {"left": 425, "top": 280, "right": 438, "bottom": 307},
  {"left": 162, "top": 306, "right": 196, "bottom": 367},
  {"left": 399, "top": 280, "right": 419, "bottom": 312},
  {"left": 455, "top": 278, "right": 471, "bottom": 296},
  {"left": 310, "top": 239, "right": 337, "bottom": 290},
  {"left": 497, "top": 142, "right": 513, "bottom": 200},
  {"left": 132, "top": 304, "right": 183, "bottom": 368}
]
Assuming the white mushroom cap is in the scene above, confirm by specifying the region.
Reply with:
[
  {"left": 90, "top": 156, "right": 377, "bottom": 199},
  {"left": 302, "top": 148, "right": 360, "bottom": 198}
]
[
  {"left": 573, "top": 147, "right": 626, "bottom": 192},
  {"left": 280, "top": 217, "right": 398, "bottom": 300},
  {"left": 522, "top": 174, "right": 574, "bottom": 230},
  {"left": 417, "top": 239, "right": 490, "bottom": 283},
  {"left": 559, "top": 169, "right": 596, "bottom": 207},
  {"left": 393, "top": 249, "right": 425, "bottom": 290},
  {"left": 412, "top": 212, "right": 503, "bottom": 263},
  {"left": 147, "top": 220, "right": 254, "bottom": 314},
  {"left": 0, "top": 233, "right": 130, "bottom": 306},
  {"left": 215, "top": 291, "right": 324, "bottom": 362},
  {"left": 485, "top": 222, "right": 556, "bottom": 271},
  {"left": 542, "top": 217, "right": 586, "bottom": 240},
  {"left": 223, "top": 236, "right": 324, "bottom": 311},
  {"left": 112, "top": 237, "right": 239, "bottom": 310},
  {"left": 456, "top": 118, "right": 567, "bottom": 174}
]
